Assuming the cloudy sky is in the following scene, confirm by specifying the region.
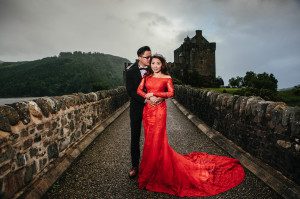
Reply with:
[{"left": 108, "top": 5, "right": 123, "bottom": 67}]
[{"left": 0, "top": 0, "right": 299, "bottom": 88}]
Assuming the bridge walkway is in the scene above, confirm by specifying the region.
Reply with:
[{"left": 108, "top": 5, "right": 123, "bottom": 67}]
[{"left": 43, "top": 100, "right": 282, "bottom": 199}]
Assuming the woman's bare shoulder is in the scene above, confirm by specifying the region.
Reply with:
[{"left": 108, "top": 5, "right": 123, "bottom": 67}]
[{"left": 163, "top": 75, "right": 172, "bottom": 78}]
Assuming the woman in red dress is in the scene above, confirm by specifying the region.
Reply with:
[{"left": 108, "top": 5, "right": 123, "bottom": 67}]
[{"left": 137, "top": 54, "right": 245, "bottom": 197}]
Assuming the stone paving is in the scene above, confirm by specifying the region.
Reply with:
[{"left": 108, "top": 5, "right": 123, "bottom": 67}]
[{"left": 43, "top": 100, "right": 283, "bottom": 199}]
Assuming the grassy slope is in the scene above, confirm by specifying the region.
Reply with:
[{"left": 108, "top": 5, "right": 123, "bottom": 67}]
[{"left": 206, "top": 88, "right": 300, "bottom": 107}]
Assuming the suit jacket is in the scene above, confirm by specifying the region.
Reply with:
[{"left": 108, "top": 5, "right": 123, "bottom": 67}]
[{"left": 125, "top": 61, "right": 146, "bottom": 105}]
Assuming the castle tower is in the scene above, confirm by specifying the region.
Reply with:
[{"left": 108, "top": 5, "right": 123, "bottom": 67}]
[{"left": 174, "top": 30, "right": 216, "bottom": 78}]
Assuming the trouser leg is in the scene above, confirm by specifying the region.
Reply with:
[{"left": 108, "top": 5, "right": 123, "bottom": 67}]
[{"left": 130, "top": 103, "right": 143, "bottom": 168}]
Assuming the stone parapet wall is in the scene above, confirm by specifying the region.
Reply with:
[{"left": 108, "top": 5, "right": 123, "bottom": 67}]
[
  {"left": 0, "top": 87, "right": 129, "bottom": 198},
  {"left": 174, "top": 85, "right": 300, "bottom": 184}
]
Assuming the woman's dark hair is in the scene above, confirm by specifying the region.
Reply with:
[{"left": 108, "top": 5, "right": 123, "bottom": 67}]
[
  {"left": 146, "top": 54, "right": 169, "bottom": 76},
  {"left": 137, "top": 46, "right": 151, "bottom": 57}
]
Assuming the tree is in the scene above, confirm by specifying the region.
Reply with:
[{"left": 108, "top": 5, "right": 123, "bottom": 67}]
[
  {"left": 229, "top": 76, "right": 243, "bottom": 88},
  {"left": 214, "top": 76, "right": 224, "bottom": 87},
  {"left": 59, "top": 52, "right": 72, "bottom": 57},
  {"left": 254, "top": 72, "right": 278, "bottom": 91},
  {"left": 229, "top": 77, "right": 236, "bottom": 87},
  {"left": 242, "top": 71, "right": 278, "bottom": 91},
  {"left": 228, "top": 71, "right": 279, "bottom": 101},
  {"left": 243, "top": 71, "right": 256, "bottom": 87}
]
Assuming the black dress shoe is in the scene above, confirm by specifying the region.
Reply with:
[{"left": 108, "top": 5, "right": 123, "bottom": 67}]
[{"left": 129, "top": 167, "right": 138, "bottom": 179}]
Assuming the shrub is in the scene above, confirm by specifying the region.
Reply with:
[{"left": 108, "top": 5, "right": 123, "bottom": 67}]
[{"left": 233, "top": 87, "right": 279, "bottom": 101}]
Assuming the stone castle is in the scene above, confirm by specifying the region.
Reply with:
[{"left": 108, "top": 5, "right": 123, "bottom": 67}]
[{"left": 173, "top": 30, "right": 216, "bottom": 78}]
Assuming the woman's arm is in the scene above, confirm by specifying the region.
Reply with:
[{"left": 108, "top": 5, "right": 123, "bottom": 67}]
[
  {"left": 153, "top": 78, "right": 174, "bottom": 98},
  {"left": 137, "top": 77, "right": 147, "bottom": 98}
]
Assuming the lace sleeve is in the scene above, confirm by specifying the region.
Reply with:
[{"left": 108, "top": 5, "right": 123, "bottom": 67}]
[
  {"left": 153, "top": 78, "right": 174, "bottom": 98},
  {"left": 137, "top": 77, "right": 147, "bottom": 98}
]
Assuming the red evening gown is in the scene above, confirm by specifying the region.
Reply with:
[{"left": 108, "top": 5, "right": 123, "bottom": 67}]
[{"left": 137, "top": 76, "right": 245, "bottom": 197}]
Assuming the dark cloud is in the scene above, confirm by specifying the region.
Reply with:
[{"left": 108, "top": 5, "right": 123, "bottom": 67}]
[
  {"left": 175, "top": 30, "right": 196, "bottom": 43},
  {"left": 138, "top": 12, "right": 172, "bottom": 27},
  {"left": 0, "top": 0, "right": 299, "bottom": 88}
]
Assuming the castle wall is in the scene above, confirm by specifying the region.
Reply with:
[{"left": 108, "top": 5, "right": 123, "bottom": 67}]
[
  {"left": 0, "top": 87, "right": 129, "bottom": 198},
  {"left": 173, "top": 30, "right": 216, "bottom": 78},
  {"left": 174, "top": 85, "right": 300, "bottom": 185},
  {"left": 193, "top": 42, "right": 216, "bottom": 77}
]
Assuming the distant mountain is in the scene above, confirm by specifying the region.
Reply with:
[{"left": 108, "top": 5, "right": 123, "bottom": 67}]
[
  {"left": 0, "top": 60, "right": 3, "bottom": 63},
  {"left": 279, "top": 87, "right": 293, "bottom": 91},
  {"left": 279, "top": 85, "right": 300, "bottom": 91},
  {"left": 0, "top": 51, "right": 130, "bottom": 97}
]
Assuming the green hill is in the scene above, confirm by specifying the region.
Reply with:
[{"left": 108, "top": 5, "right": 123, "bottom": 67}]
[
  {"left": 207, "top": 86, "right": 300, "bottom": 107},
  {"left": 0, "top": 51, "right": 130, "bottom": 97},
  {"left": 278, "top": 86, "right": 300, "bottom": 107}
]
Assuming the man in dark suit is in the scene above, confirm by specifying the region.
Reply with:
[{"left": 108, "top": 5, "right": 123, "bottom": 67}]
[{"left": 125, "top": 46, "right": 161, "bottom": 178}]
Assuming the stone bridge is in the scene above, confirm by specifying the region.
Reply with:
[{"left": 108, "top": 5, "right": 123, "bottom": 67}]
[{"left": 0, "top": 86, "right": 299, "bottom": 199}]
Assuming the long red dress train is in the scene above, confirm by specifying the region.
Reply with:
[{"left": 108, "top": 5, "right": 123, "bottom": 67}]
[{"left": 137, "top": 76, "right": 245, "bottom": 197}]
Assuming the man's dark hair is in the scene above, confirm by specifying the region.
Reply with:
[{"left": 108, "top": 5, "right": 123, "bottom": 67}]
[{"left": 137, "top": 46, "right": 151, "bottom": 57}]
